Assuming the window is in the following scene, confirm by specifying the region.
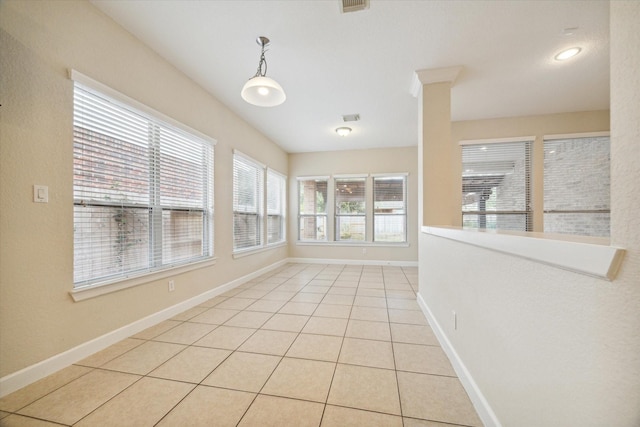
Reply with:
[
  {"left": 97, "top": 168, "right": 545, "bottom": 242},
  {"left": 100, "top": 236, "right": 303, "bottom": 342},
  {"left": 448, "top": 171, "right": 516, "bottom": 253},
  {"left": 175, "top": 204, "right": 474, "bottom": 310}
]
[
  {"left": 461, "top": 140, "right": 532, "bottom": 231},
  {"left": 267, "top": 169, "right": 286, "bottom": 244},
  {"left": 73, "top": 78, "right": 214, "bottom": 288},
  {"left": 233, "top": 152, "right": 264, "bottom": 251},
  {"left": 335, "top": 177, "right": 366, "bottom": 241},
  {"left": 373, "top": 175, "right": 407, "bottom": 242},
  {"left": 298, "top": 178, "right": 328, "bottom": 241},
  {"left": 544, "top": 135, "right": 610, "bottom": 237}
]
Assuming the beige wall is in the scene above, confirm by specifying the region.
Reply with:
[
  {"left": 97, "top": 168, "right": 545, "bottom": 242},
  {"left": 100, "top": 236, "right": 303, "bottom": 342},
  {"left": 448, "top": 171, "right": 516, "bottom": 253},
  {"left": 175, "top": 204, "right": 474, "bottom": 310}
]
[
  {"left": 0, "top": 0, "right": 287, "bottom": 378},
  {"left": 419, "top": 4, "right": 639, "bottom": 426},
  {"left": 288, "top": 147, "right": 418, "bottom": 263}
]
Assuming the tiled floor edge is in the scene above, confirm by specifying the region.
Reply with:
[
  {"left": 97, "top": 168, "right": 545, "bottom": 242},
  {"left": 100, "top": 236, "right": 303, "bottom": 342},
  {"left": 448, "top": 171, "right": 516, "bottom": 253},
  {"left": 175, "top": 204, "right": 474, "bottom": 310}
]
[
  {"left": 0, "top": 259, "right": 289, "bottom": 398},
  {"left": 416, "top": 292, "right": 502, "bottom": 427}
]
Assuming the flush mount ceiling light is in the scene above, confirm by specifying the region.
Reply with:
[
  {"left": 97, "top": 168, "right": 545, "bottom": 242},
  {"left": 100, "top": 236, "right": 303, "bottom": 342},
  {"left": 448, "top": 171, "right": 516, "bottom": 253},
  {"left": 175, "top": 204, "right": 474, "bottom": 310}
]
[
  {"left": 241, "top": 36, "right": 286, "bottom": 107},
  {"left": 554, "top": 47, "right": 582, "bottom": 61},
  {"left": 336, "top": 127, "right": 352, "bottom": 137}
]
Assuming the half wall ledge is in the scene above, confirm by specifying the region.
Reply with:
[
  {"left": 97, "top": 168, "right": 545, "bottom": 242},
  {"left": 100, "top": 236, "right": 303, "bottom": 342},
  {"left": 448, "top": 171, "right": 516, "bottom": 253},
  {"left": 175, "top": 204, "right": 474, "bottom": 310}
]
[{"left": 422, "top": 226, "right": 625, "bottom": 281}]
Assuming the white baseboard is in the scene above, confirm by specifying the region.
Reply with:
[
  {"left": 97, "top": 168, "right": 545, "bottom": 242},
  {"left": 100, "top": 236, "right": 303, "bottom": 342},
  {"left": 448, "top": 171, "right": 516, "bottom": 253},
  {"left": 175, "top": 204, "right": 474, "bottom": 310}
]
[
  {"left": 0, "top": 259, "right": 288, "bottom": 398},
  {"left": 287, "top": 257, "right": 418, "bottom": 267},
  {"left": 416, "top": 292, "right": 502, "bottom": 427}
]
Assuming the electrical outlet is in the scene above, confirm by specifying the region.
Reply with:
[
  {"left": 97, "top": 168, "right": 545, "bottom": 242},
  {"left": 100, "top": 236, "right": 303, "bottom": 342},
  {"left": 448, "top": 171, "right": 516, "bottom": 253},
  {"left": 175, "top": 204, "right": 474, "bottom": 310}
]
[
  {"left": 168, "top": 280, "right": 175, "bottom": 292},
  {"left": 452, "top": 310, "right": 457, "bottom": 330}
]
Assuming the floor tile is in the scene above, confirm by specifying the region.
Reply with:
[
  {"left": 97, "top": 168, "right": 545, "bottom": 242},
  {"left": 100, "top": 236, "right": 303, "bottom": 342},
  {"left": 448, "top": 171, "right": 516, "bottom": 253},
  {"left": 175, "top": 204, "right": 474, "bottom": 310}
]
[
  {"left": 327, "top": 286, "right": 357, "bottom": 296},
  {"left": 74, "top": 377, "right": 194, "bottom": 427},
  {"left": 0, "top": 414, "right": 64, "bottom": 426},
  {"left": 313, "top": 303, "right": 352, "bottom": 319},
  {"left": 339, "top": 338, "right": 395, "bottom": 369},
  {"left": 238, "top": 394, "right": 324, "bottom": 427},
  {"left": 332, "top": 280, "right": 359, "bottom": 288},
  {"left": 393, "top": 343, "right": 456, "bottom": 376},
  {"left": 0, "top": 411, "right": 8, "bottom": 420},
  {"left": 390, "top": 323, "right": 439, "bottom": 345},
  {"left": 215, "top": 297, "right": 258, "bottom": 310},
  {"left": 131, "top": 320, "right": 181, "bottom": 339},
  {"left": 355, "top": 288, "right": 386, "bottom": 298},
  {"left": 350, "top": 306, "right": 389, "bottom": 322},
  {"left": 0, "top": 365, "right": 92, "bottom": 412},
  {"left": 224, "top": 310, "right": 273, "bottom": 328},
  {"left": 327, "top": 364, "right": 401, "bottom": 415},
  {"left": 290, "top": 292, "right": 325, "bottom": 303},
  {"left": 322, "top": 294, "right": 355, "bottom": 305},
  {"left": 262, "top": 290, "right": 297, "bottom": 301},
  {"left": 301, "top": 285, "right": 330, "bottom": 294},
  {"left": 403, "top": 417, "right": 462, "bottom": 427},
  {"left": 388, "top": 309, "right": 428, "bottom": 325},
  {"left": 397, "top": 371, "right": 482, "bottom": 426},
  {"left": 170, "top": 305, "right": 209, "bottom": 321},
  {"left": 202, "top": 351, "right": 281, "bottom": 392},
  {"left": 302, "top": 317, "right": 348, "bottom": 336},
  {"left": 387, "top": 298, "right": 421, "bottom": 311},
  {"left": 386, "top": 290, "right": 416, "bottom": 299},
  {"left": 194, "top": 325, "right": 256, "bottom": 350},
  {"left": 149, "top": 346, "right": 230, "bottom": 383},
  {"left": 101, "top": 341, "right": 185, "bottom": 375},
  {"left": 286, "top": 333, "right": 343, "bottom": 362},
  {"left": 76, "top": 338, "right": 144, "bottom": 368},
  {"left": 321, "top": 405, "right": 403, "bottom": 427},
  {"left": 245, "top": 299, "right": 287, "bottom": 313},
  {"left": 261, "top": 357, "right": 335, "bottom": 402},
  {"left": 234, "top": 289, "right": 270, "bottom": 299},
  {"left": 237, "top": 330, "right": 298, "bottom": 356},
  {"left": 279, "top": 301, "right": 318, "bottom": 315},
  {"left": 190, "top": 308, "right": 240, "bottom": 325},
  {"left": 353, "top": 295, "right": 387, "bottom": 308},
  {"left": 261, "top": 313, "right": 310, "bottom": 332},
  {"left": 153, "top": 321, "right": 217, "bottom": 345},
  {"left": 345, "top": 319, "right": 391, "bottom": 341},
  {"left": 157, "top": 386, "right": 255, "bottom": 426},
  {"left": 18, "top": 369, "right": 139, "bottom": 425},
  {"left": 358, "top": 281, "right": 385, "bottom": 289}
]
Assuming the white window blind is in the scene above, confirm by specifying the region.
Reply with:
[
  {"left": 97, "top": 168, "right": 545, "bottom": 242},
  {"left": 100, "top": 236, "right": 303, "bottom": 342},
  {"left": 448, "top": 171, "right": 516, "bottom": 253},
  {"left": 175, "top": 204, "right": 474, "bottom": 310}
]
[
  {"left": 73, "top": 81, "right": 214, "bottom": 288},
  {"left": 461, "top": 140, "right": 532, "bottom": 231},
  {"left": 233, "top": 153, "right": 264, "bottom": 251},
  {"left": 267, "top": 169, "right": 286, "bottom": 245},
  {"left": 335, "top": 177, "right": 366, "bottom": 241},
  {"left": 298, "top": 178, "right": 328, "bottom": 241},
  {"left": 373, "top": 175, "right": 407, "bottom": 242},
  {"left": 544, "top": 135, "right": 610, "bottom": 237}
]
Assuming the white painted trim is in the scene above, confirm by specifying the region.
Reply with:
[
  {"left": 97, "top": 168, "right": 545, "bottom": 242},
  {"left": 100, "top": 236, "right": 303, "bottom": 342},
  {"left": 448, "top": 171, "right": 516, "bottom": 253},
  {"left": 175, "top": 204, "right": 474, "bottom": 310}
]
[
  {"left": 417, "top": 293, "right": 502, "bottom": 427},
  {"left": 422, "top": 226, "right": 625, "bottom": 281},
  {"left": 233, "top": 149, "right": 266, "bottom": 169},
  {"left": 411, "top": 66, "right": 464, "bottom": 97},
  {"left": 543, "top": 131, "right": 610, "bottom": 140},
  {"left": 0, "top": 259, "right": 288, "bottom": 397},
  {"left": 287, "top": 257, "right": 418, "bottom": 267},
  {"left": 295, "top": 241, "right": 410, "bottom": 248},
  {"left": 459, "top": 136, "right": 535, "bottom": 146},
  {"left": 296, "top": 176, "right": 330, "bottom": 181}
]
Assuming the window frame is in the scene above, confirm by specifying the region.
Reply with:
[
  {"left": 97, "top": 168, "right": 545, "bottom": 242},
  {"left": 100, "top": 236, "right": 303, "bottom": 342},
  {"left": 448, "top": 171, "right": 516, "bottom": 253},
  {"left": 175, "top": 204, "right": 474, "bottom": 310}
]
[
  {"left": 266, "top": 168, "right": 287, "bottom": 245},
  {"left": 71, "top": 70, "right": 215, "bottom": 291},
  {"left": 334, "top": 176, "right": 368, "bottom": 242},
  {"left": 297, "top": 177, "right": 329, "bottom": 242},
  {"left": 232, "top": 151, "right": 265, "bottom": 253},
  {"left": 373, "top": 174, "right": 408, "bottom": 243}
]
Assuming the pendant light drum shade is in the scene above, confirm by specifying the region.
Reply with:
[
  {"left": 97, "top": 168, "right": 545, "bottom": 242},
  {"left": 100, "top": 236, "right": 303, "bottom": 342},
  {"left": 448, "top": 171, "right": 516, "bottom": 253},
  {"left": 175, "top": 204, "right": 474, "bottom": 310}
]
[{"left": 241, "top": 76, "right": 286, "bottom": 107}]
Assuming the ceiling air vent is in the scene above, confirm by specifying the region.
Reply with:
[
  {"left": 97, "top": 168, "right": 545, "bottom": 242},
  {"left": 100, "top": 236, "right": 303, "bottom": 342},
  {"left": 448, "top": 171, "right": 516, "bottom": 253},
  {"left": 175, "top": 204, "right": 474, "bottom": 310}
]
[
  {"left": 340, "top": 0, "right": 369, "bottom": 13},
  {"left": 342, "top": 114, "right": 361, "bottom": 122}
]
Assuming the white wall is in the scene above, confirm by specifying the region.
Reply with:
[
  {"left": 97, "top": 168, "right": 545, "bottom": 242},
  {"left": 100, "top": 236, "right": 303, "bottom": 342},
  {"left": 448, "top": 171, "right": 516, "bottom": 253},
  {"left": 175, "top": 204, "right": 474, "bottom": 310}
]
[
  {"left": 0, "top": 0, "right": 287, "bottom": 380},
  {"left": 418, "top": 3, "right": 639, "bottom": 426}
]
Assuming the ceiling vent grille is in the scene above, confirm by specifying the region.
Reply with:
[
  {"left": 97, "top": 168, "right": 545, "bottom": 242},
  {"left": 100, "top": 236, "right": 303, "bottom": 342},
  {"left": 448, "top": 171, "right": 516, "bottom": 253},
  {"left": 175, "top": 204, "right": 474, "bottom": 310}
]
[
  {"left": 342, "top": 114, "right": 360, "bottom": 122},
  {"left": 340, "top": 0, "right": 369, "bottom": 13}
]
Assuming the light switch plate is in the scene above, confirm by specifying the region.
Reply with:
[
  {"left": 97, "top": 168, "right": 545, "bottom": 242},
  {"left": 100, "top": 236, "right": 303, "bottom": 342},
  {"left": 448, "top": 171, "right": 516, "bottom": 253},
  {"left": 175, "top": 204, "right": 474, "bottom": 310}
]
[{"left": 33, "top": 185, "right": 48, "bottom": 203}]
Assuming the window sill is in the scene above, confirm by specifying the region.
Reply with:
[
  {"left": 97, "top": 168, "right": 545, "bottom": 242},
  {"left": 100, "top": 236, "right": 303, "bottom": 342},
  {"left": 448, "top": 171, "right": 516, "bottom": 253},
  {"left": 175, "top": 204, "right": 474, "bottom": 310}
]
[
  {"left": 232, "top": 241, "right": 287, "bottom": 259},
  {"left": 296, "top": 241, "right": 410, "bottom": 248},
  {"left": 70, "top": 257, "right": 218, "bottom": 302},
  {"left": 422, "top": 226, "right": 625, "bottom": 280}
]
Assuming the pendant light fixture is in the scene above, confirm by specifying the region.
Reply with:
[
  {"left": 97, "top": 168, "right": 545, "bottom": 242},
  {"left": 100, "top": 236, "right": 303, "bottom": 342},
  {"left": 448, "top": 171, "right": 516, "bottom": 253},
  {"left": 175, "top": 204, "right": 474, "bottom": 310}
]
[{"left": 241, "top": 36, "right": 286, "bottom": 107}]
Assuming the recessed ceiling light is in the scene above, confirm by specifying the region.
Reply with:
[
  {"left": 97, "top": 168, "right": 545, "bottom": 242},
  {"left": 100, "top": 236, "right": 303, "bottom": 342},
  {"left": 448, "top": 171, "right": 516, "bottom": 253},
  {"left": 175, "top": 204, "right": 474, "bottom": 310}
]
[
  {"left": 555, "top": 47, "right": 582, "bottom": 61},
  {"left": 336, "top": 127, "right": 352, "bottom": 137}
]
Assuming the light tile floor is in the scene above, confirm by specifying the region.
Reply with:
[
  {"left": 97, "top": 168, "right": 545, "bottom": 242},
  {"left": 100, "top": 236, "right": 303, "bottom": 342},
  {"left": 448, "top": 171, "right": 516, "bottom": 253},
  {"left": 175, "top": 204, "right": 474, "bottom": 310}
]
[{"left": 0, "top": 264, "right": 483, "bottom": 427}]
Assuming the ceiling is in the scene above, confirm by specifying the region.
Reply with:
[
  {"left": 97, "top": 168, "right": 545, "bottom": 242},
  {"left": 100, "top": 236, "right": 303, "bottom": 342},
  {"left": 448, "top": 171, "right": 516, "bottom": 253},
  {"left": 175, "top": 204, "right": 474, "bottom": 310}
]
[{"left": 91, "top": 0, "right": 609, "bottom": 154}]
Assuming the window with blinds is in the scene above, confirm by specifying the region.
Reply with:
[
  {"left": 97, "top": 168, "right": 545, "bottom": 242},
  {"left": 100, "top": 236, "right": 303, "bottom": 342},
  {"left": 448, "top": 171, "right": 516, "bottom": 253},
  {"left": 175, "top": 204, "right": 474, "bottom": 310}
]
[
  {"left": 543, "top": 135, "right": 610, "bottom": 237},
  {"left": 335, "top": 177, "right": 366, "bottom": 241},
  {"left": 373, "top": 175, "right": 407, "bottom": 242},
  {"left": 73, "top": 81, "right": 214, "bottom": 288},
  {"left": 267, "top": 169, "right": 286, "bottom": 245},
  {"left": 298, "top": 178, "right": 328, "bottom": 241},
  {"left": 233, "top": 153, "right": 264, "bottom": 251},
  {"left": 461, "top": 140, "right": 532, "bottom": 231}
]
